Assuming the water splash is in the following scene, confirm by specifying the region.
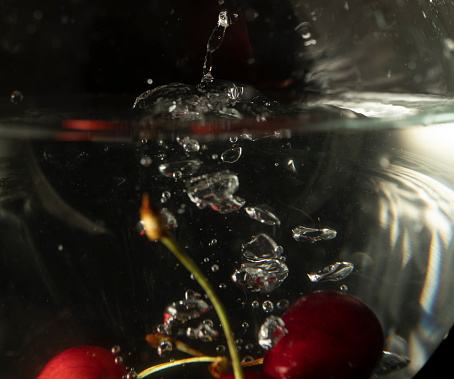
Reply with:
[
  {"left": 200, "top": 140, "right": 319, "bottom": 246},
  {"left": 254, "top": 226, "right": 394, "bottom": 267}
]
[{"left": 202, "top": 10, "right": 238, "bottom": 83}]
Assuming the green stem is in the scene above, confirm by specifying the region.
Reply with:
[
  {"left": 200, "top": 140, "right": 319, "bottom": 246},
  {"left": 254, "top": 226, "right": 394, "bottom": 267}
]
[
  {"left": 161, "top": 235, "right": 244, "bottom": 379},
  {"left": 138, "top": 356, "right": 217, "bottom": 378}
]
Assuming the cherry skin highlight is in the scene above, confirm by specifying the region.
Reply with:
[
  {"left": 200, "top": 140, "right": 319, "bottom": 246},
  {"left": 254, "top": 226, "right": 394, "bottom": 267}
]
[
  {"left": 37, "top": 345, "right": 127, "bottom": 379},
  {"left": 263, "top": 291, "right": 384, "bottom": 379}
]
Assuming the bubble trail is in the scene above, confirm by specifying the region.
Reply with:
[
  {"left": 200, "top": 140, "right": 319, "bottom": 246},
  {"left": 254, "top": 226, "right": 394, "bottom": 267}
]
[{"left": 202, "top": 10, "right": 238, "bottom": 82}]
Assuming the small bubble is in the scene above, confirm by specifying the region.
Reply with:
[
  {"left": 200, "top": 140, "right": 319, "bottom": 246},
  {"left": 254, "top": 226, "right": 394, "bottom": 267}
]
[
  {"left": 161, "top": 191, "right": 171, "bottom": 203},
  {"left": 277, "top": 299, "right": 290, "bottom": 310},
  {"left": 57, "top": 244, "right": 64, "bottom": 252},
  {"left": 173, "top": 171, "right": 182, "bottom": 180},
  {"left": 146, "top": 78, "right": 153, "bottom": 85},
  {"left": 114, "top": 356, "right": 124, "bottom": 365},
  {"left": 212, "top": 154, "right": 219, "bottom": 160},
  {"left": 262, "top": 300, "right": 274, "bottom": 313},
  {"left": 126, "top": 371, "right": 138, "bottom": 379},
  {"left": 111, "top": 345, "right": 121, "bottom": 355},
  {"left": 245, "top": 343, "right": 254, "bottom": 351},
  {"left": 235, "top": 338, "right": 244, "bottom": 345},
  {"left": 229, "top": 136, "right": 238, "bottom": 143},
  {"left": 274, "top": 246, "right": 284, "bottom": 254},
  {"left": 219, "top": 283, "right": 227, "bottom": 289},
  {"left": 242, "top": 322, "right": 249, "bottom": 329},
  {"left": 10, "top": 90, "right": 23, "bottom": 104},
  {"left": 140, "top": 156, "right": 152, "bottom": 167},
  {"left": 340, "top": 284, "right": 349, "bottom": 292},
  {"left": 203, "top": 319, "right": 214, "bottom": 327},
  {"left": 203, "top": 257, "right": 210, "bottom": 263},
  {"left": 209, "top": 239, "right": 218, "bottom": 246},
  {"left": 216, "top": 345, "right": 226, "bottom": 353},
  {"left": 242, "top": 356, "right": 254, "bottom": 363},
  {"left": 251, "top": 301, "right": 259, "bottom": 309},
  {"left": 211, "top": 264, "right": 219, "bottom": 272},
  {"left": 274, "top": 162, "right": 279, "bottom": 167},
  {"left": 185, "top": 289, "right": 196, "bottom": 300}
]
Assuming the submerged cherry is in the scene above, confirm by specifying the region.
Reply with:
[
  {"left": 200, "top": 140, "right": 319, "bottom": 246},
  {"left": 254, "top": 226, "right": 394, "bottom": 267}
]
[
  {"left": 37, "top": 345, "right": 126, "bottom": 379},
  {"left": 263, "top": 291, "right": 384, "bottom": 379}
]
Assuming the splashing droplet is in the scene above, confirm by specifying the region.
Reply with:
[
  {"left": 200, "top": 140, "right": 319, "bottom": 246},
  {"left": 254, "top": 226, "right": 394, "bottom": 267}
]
[{"left": 202, "top": 11, "right": 238, "bottom": 82}]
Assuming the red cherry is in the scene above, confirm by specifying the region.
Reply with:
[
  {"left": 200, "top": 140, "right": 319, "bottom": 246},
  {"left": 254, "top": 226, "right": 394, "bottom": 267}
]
[
  {"left": 37, "top": 345, "right": 127, "bottom": 379},
  {"left": 220, "top": 372, "right": 272, "bottom": 379},
  {"left": 263, "top": 291, "right": 384, "bottom": 379}
]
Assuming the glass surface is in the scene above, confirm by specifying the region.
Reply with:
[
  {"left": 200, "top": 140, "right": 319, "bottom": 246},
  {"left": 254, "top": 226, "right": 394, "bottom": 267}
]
[{"left": 1, "top": 1, "right": 454, "bottom": 379}]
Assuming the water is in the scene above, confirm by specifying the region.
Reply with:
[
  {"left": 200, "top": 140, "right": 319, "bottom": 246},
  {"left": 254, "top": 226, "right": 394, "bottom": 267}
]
[{"left": 1, "top": 90, "right": 453, "bottom": 379}]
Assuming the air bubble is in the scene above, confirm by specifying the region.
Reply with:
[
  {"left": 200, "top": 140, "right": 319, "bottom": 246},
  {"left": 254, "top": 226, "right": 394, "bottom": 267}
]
[
  {"left": 219, "top": 283, "right": 227, "bottom": 289},
  {"left": 242, "top": 356, "right": 254, "bottom": 363},
  {"left": 114, "top": 356, "right": 124, "bottom": 365},
  {"left": 229, "top": 136, "right": 238, "bottom": 143},
  {"left": 157, "top": 341, "right": 173, "bottom": 357},
  {"left": 173, "top": 171, "right": 183, "bottom": 180},
  {"left": 211, "top": 264, "right": 219, "bottom": 272},
  {"left": 10, "top": 90, "right": 23, "bottom": 104},
  {"left": 340, "top": 284, "right": 349, "bottom": 291},
  {"left": 140, "top": 156, "right": 152, "bottom": 167},
  {"left": 57, "top": 244, "right": 64, "bottom": 251},
  {"left": 242, "top": 321, "right": 249, "bottom": 329},
  {"left": 216, "top": 345, "right": 226, "bottom": 353},
  {"left": 161, "top": 191, "right": 171, "bottom": 203},
  {"left": 125, "top": 371, "right": 138, "bottom": 379},
  {"left": 251, "top": 301, "right": 259, "bottom": 309},
  {"left": 277, "top": 299, "right": 290, "bottom": 310},
  {"left": 209, "top": 239, "right": 218, "bottom": 246},
  {"left": 111, "top": 345, "right": 121, "bottom": 355},
  {"left": 245, "top": 343, "right": 254, "bottom": 351},
  {"left": 262, "top": 300, "right": 274, "bottom": 313}
]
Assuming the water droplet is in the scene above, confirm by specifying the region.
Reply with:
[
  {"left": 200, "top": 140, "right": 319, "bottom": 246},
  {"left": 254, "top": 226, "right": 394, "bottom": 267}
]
[
  {"left": 258, "top": 315, "right": 287, "bottom": 350},
  {"left": 186, "top": 321, "right": 219, "bottom": 341},
  {"left": 180, "top": 136, "right": 200, "bottom": 153},
  {"left": 111, "top": 345, "right": 121, "bottom": 355},
  {"left": 186, "top": 171, "right": 245, "bottom": 214},
  {"left": 173, "top": 171, "right": 183, "bottom": 180},
  {"left": 164, "top": 295, "right": 209, "bottom": 325},
  {"left": 245, "top": 206, "right": 281, "bottom": 226},
  {"left": 202, "top": 11, "right": 238, "bottom": 82},
  {"left": 294, "top": 22, "right": 312, "bottom": 39},
  {"left": 211, "top": 264, "right": 219, "bottom": 272},
  {"left": 375, "top": 351, "right": 411, "bottom": 375},
  {"left": 140, "top": 156, "right": 152, "bottom": 167},
  {"left": 276, "top": 299, "right": 290, "bottom": 310},
  {"left": 307, "top": 262, "right": 354, "bottom": 283},
  {"left": 241, "top": 233, "right": 280, "bottom": 259},
  {"left": 221, "top": 147, "right": 242, "bottom": 163},
  {"left": 251, "top": 301, "right": 259, "bottom": 309},
  {"left": 161, "top": 191, "right": 171, "bottom": 203},
  {"left": 262, "top": 300, "right": 274, "bottom": 313},
  {"left": 292, "top": 226, "right": 337, "bottom": 243},
  {"left": 157, "top": 340, "right": 173, "bottom": 357},
  {"left": 10, "top": 90, "right": 23, "bottom": 104},
  {"left": 242, "top": 356, "right": 254, "bottom": 363},
  {"left": 159, "top": 160, "right": 202, "bottom": 178},
  {"left": 114, "top": 356, "right": 124, "bottom": 365},
  {"left": 216, "top": 345, "right": 226, "bottom": 353}
]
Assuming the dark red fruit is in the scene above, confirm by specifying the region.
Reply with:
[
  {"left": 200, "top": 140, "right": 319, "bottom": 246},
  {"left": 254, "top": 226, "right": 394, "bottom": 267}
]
[
  {"left": 220, "top": 372, "right": 272, "bottom": 379},
  {"left": 37, "top": 345, "right": 127, "bottom": 379},
  {"left": 263, "top": 291, "right": 384, "bottom": 379}
]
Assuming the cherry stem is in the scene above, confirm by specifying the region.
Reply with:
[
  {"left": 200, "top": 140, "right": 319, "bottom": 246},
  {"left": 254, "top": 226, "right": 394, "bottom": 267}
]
[
  {"left": 137, "top": 356, "right": 218, "bottom": 378},
  {"left": 140, "top": 194, "right": 244, "bottom": 379}
]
